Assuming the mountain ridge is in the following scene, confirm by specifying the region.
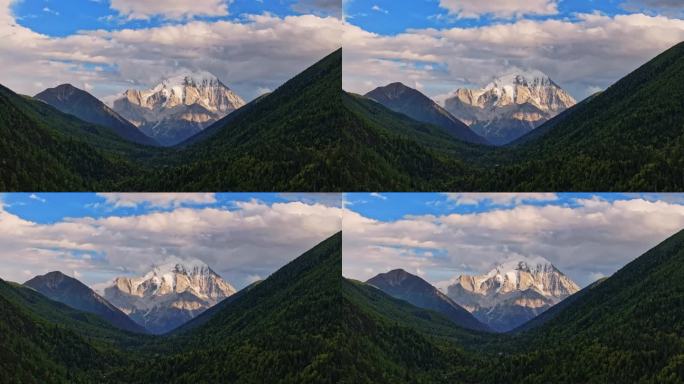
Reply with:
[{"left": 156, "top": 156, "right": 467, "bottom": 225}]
[
  {"left": 24, "top": 271, "right": 146, "bottom": 334},
  {"left": 365, "top": 82, "right": 488, "bottom": 145},
  {"left": 35, "top": 84, "right": 157, "bottom": 146},
  {"left": 366, "top": 269, "right": 489, "bottom": 332}
]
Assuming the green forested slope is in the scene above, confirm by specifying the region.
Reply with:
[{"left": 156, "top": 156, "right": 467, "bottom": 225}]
[
  {"left": 0, "top": 280, "right": 138, "bottom": 383},
  {"left": 484, "top": 229, "right": 684, "bottom": 383},
  {"left": 114, "top": 232, "right": 343, "bottom": 383},
  {"left": 485, "top": 40, "right": 684, "bottom": 191},
  {"left": 0, "top": 85, "right": 147, "bottom": 190}
]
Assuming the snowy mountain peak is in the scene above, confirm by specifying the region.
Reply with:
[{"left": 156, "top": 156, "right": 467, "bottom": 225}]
[
  {"left": 112, "top": 71, "right": 245, "bottom": 146},
  {"left": 443, "top": 68, "right": 576, "bottom": 145},
  {"left": 463, "top": 256, "right": 577, "bottom": 298},
  {"left": 485, "top": 69, "right": 554, "bottom": 91},
  {"left": 446, "top": 257, "right": 580, "bottom": 331},
  {"left": 490, "top": 256, "right": 557, "bottom": 277},
  {"left": 163, "top": 70, "right": 222, "bottom": 87},
  {"left": 103, "top": 260, "right": 236, "bottom": 333},
  {"left": 150, "top": 258, "right": 214, "bottom": 277}
]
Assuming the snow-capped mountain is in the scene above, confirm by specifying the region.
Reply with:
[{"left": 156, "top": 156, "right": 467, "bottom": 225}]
[
  {"left": 112, "top": 71, "right": 245, "bottom": 146},
  {"left": 444, "top": 70, "right": 576, "bottom": 145},
  {"left": 446, "top": 256, "right": 580, "bottom": 332},
  {"left": 103, "top": 259, "right": 236, "bottom": 334}
]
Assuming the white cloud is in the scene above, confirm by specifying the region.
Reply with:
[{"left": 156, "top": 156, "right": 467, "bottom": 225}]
[
  {"left": 97, "top": 193, "right": 217, "bottom": 208},
  {"left": 369, "top": 192, "right": 387, "bottom": 200},
  {"left": 342, "top": 197, "right": 684, "bottom": 288},
  {"left": 439, "top": 0, "right": 558, "bottom": 19},
  {"left": 371, "top": 5, "right": 388, "bottom": 14},
  {"left": 0, "top": 2, "right": 342, "bottom": 101},
  {"left": 109, "top": 0, "right": 229, "bottom": 20},
  {"left": 0, "top": 199, "right": 342, "bottom": 290},
  {"left": 343, "top": 13, "right": 684, "bottom": 100},
  {"left": 28, "top": 194, "right": 46, "bottom": 203},
  {"left": 245, "top": 274, "right": 262, "bottom": 284}
]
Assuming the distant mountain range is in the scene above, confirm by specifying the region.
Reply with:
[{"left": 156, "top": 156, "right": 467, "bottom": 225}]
[
  {"left": 112, "top": 72, "right": 245, "bottom": 146},
  {"left": 103, "top": 260, "right": 236, "bottom": 334},
  {"left": 444, "top": 70, "right": 576, "bottom": 145}
]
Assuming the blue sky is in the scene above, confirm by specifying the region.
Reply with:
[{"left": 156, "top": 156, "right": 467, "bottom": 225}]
[
  {"left": 346, "top": 0, "right": 636, "bottom": 35},
  {"left": 13, "top": 0, "right": 316, "bottom": 37},
  {"left": 0, "top": 193, "right": 341, "bottom": 290},
  {"left": 344, "top": 192, "right": 645, "bottom": 221},
  {"left": 1, "top": 0, "right": 341, "bottom": 102},
  {"left": 343, "top": 193, "right": 684, "bottom": 288},
  {"left": 342, "top": 0, "right": 684, "bottom": 100},
  {"left": 2, "top": 192, "right": 340, "bottom": 224}
]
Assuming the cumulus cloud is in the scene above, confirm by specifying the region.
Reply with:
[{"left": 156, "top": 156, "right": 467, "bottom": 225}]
[
  {"left": 342, "top": 13, "right": 684, "bottom": 100},
  {"left": 0, "top": 1, "right": 342, "bottom": 101},
  {"left": 439, "top": 0, "right": 558, "bottom": 19},
  {"left": 342, "top": 197, "right": 684, "bottom": 288},
  {"left": 109, "top": 0, "right": 230, "bottom": 20},
  {"left": 0, "top": 199, "right": 342, "bottom": 290},
  {"left": 97, "top": 193, "right": 217, "bottom": 208}
]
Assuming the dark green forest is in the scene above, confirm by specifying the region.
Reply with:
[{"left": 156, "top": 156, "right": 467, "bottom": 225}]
[
  {"left": 4, "top": 230, "right": 684, "bottom": 383},
  {"left": 2, "top": 42, "right": 684, "bottom": 191}
]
